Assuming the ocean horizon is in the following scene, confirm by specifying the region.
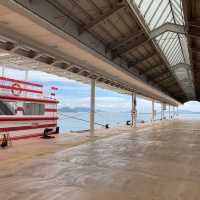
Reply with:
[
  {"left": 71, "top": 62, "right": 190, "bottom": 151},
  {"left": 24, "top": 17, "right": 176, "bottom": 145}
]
[{"left": 58, "top": 112, "right": 199, "bottom": 132}]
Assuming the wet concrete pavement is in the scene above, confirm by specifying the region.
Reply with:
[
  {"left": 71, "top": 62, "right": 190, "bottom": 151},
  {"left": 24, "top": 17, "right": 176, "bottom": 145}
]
[{"left": 1, "top": 119, "right": 200, "bottom": 200}]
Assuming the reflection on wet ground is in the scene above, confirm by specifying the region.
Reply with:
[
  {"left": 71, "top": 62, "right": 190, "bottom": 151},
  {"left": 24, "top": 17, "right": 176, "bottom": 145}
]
[{"left": 1, "top": 119, "right": 200, "bottom": 200}]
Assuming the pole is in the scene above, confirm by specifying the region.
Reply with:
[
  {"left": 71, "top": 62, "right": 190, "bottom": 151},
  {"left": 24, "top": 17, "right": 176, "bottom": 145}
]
[
  {"left": 169, "top": 105, "right": 171, "bottom": 119},
  {"left": 25, "top": 70, "right": 29, "bottom": 81},
  {"left": 131, "top": 92, "right": 137, "bottom": 127},
  {"left": 162, "top": 103, "right": 165, "bottom": 120},
  {"left": 24, "top": 70, "right": 29, "bottom": 96},
  {"left": 90, "top": 79, "right": 95, "bottom": 136},
  {"left": 152, "top": 100, "right": 154, "bottom": 122},
  {"left": 173, "top": 106, "right": 175, "bottom": 118},
  {"left": 2, "top": 64, "right": 5, "bottom": 77}
]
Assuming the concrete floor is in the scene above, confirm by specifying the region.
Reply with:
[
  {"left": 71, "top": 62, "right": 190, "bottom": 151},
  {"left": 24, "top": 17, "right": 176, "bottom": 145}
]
[{"left": 1, "top": 119, "right": 200, "bottom": 200}]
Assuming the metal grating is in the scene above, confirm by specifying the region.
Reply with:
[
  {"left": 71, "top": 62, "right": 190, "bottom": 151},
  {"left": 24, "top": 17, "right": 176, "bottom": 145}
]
[
  {"left": 134, "top": 0, "right": 184, "bottom": 30},
  {"left": 133, "top": 0, "right": 189, "bottom": 66},
  {"left": 155, "top": 32, "right": 184, "bottom": 66}
]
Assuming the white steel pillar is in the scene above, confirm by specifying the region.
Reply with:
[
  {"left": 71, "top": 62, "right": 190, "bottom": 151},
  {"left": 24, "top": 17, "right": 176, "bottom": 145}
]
[
  {"left": 173, "top": 106, "right": 175, "bottom": 118},
  {"left": 2, "top": 65, "right": 5, "bottom": 77},
  {"left": 161, "top": 103, "right": 165, "bottom": 120},
  {"left": 25, "top": 70, "right": 29, "bottom": 81},
  {"left": 169, "top": 105, "right": 171, "bottom": 119},
  {"left": 24, "top": 70, "right": 29, "bottom": 97},
  {"left": 131, "top": 92, "right": 137, "bottom": 127},
  {"left": 177, "top": 106, "right": 179, "bottom": 117},
  {"left": 152, "top": 100, "right": 155, "bottom": 122},
  {"left": 90, "top": 79, "right": 96, "bottom": 136}
]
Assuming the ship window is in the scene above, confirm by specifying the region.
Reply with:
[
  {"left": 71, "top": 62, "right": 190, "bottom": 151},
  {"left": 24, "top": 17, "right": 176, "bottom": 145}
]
[
  {"left": 0, "top": 100, "right": 16, "bottom": 115},
  {"left": 23, "top": 103, "right": 44, "bottom": 115}
]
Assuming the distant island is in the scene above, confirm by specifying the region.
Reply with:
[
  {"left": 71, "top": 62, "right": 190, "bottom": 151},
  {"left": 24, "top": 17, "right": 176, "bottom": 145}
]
[
  {"left": 58, "top": 107, "right": 200, "bottom": 114},
  {"left": 58, "top": 106, "right": 102, "bottom": 113},
  {"left": 178, "top": 109, "right": 200, "bottom": 114}
]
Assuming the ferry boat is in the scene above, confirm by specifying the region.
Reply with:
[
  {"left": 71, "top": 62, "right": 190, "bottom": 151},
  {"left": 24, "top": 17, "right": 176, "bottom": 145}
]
[{"left": 0, "top": 76, "right": 59, "bottom": 140}]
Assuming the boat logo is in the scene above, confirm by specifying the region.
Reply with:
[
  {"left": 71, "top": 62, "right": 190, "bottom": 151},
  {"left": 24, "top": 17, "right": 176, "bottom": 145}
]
[{"left": 11, "top": 83, "right": 22, "bottom": 96}]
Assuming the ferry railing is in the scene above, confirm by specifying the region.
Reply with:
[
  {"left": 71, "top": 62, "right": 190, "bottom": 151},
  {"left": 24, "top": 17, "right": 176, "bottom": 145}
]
[
  {"left": 0, "top": 76, "right": 44, "bottom": 98},
  {"left": 59, "top": 111, "right": 149, "bottom": 132},
  {"left": 59, "top": 111, "right": 167, "bottom": 133},
  {"left": 60, "top": 113, "right": 108, "bottom": 128}
]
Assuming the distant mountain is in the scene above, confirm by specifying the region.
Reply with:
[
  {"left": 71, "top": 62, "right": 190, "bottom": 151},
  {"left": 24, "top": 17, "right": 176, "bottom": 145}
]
[
  {"left": 58, "top": 107, "right": 200, "bottom": 114},
  {"left": 114, "top": 109, "right": 200, "bottom": 114},
  {"left": 58, "top": 106, "right": 102, "bottom": 113},
  {"left": 178, "top": 109, "right": 200, "bottom": 114}
]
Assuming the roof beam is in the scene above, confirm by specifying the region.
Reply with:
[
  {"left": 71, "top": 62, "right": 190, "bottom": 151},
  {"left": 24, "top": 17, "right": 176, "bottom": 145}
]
[
  {"left": 142, "top": 64, "right": 164, "bottom": 75},
  {"left": 159, "top": 81, "right": 177, "bottom": 93},
  {"left": 150, "top": 22, "right": 185, "bottom": 38},
  {"left": 152, "top": 71, "right": 171, "bottom": 83},
  {"left": 189, "top": 33, "right": 200, "bottom": 40},
  {"left": 155, "top": 76, "right": 172, "bottom": 84},
  {"left": 112, "top": 35, "right": 148, "bottom": 58},
  {"left": 191, "top": 47, "right": 200, "bottom": 54},
  {"left": 189, "top": 21, "right": 200, "bottom": 29},
  {"left": 107, "top": 30, "right": 144, "bottom": 50},
  {"left": 79, "top": 4, "right": 126, "bottom": 34},
  {"left": 189, "top": 24, "right": 200, "bottom": 39},
  {"left": 159, "top": 78, "right": 175, "bottom": 86},
  {"left": 128, "top": 52, "right": 156, "bottom": 68},
  {"left": 148, "top": 69, "right": 169, "bottom": 79}
]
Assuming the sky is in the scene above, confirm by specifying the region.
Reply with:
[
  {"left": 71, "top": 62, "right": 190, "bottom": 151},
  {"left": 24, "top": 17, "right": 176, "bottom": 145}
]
[{"left": 0, "top": 66, "right": 199, "bottom": 112}]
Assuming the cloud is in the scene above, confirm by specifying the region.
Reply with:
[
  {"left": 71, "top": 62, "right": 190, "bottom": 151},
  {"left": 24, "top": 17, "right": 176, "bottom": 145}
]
[
  {"left": 57, "top": 95, "right": 154, "bottom": 112},
  {"left": 1, "top": 66, "right": 77, "bottom": 84},
  {"left": 179, "top": 101, "right": 200, "bottom": 112}
]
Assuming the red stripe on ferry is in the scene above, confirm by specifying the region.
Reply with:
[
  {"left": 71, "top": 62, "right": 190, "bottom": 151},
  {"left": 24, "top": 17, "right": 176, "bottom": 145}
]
[
  {"left": 45, "top": 108, "right": 57, "bottom": 112},
  {"left": 0, "top": 123, "right": 56, "bottom": 132},
  {"left": 0, "top": 116, "right": 58, "bottom": 121},
  {"left": 0, "top": 85, "right": 42, "bottom": 94},
  {"left": 0, "top": 76, "right": 43, "bottom": 87},
  {"left": 8, "top": 131, "right": 58, "bottom": 140},
  {"left": 0, "top": 94, "right": 59, "bottom": 104}
]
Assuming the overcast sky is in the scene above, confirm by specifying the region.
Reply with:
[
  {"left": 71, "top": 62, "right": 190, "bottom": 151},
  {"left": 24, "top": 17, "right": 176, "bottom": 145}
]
[{"left": 0, "top": 67, "right": 198, "bottom": 112}]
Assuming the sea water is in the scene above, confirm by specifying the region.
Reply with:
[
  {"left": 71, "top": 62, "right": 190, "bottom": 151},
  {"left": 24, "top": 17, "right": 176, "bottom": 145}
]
[
  {"left": 58, "top": 111, "right": 163, "bottom": 132},
  {"left": 58, "top": 112, "right": 200, "bottom": 132}
]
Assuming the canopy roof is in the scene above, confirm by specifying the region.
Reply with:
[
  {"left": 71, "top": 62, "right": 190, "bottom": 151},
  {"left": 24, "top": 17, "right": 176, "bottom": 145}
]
[
  {"left": 0, "top": 0, "right": 197, "bottom": 104},
  {"left": 183, "top": 0, "right": 200, "bottom": 100}
]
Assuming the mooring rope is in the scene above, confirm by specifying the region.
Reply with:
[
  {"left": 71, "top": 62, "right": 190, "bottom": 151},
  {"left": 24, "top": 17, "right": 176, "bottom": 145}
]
[{"left": 59, "top": 112, "right": 107, "bottom": 128}]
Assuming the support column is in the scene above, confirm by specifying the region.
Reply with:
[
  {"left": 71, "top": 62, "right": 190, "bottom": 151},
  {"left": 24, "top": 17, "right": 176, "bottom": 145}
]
[
  {"left": 177, "top": 106, "right": 179, "bottom": 117},
  {"left": 152, "top": 100, "right": 155, "bottom": 122},
  {"left": 2, "top": 65, "right": 5, "bottom": 77},
  {"left": 169, "top": 105, "right": 171, "bottom": 119},
  {"left": 25, "top": 70, "right": 29, "bottom": 81},
  {"left": 90, "top": 79, "right": 95, "bottom": 136},
  {"left": 163, "top": 103, "right": 166, "bottom": 120},
  {"left": 173, "top": 106, "right": 175, "bottom": 118},
  {"left": 131, "top": 92, "right": 137, "bottom": 127},
  {"left": 161, "top": 103, "right": 165, "bottom": 120},
  {"left": 24, "top": 70, "right": 29, "bottom": 96}
]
